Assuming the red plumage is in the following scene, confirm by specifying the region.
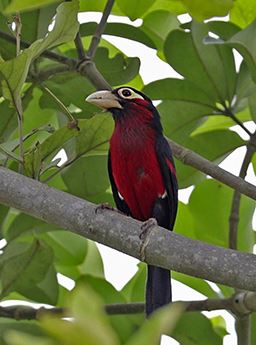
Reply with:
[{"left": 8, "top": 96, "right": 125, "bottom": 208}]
[{"left": 110, "top": 99, "right": 165, "bottom": 220}]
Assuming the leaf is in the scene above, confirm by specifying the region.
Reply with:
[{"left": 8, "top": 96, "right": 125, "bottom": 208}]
[
  {"left": 21, "top": 4, "right": 58, "bottom": 42},
  {"left": 43, "top": 231, "right": 88, "bottom": 266},
  {"left": 77, "top": 276, "right": 136, "bottom": 343},
  {"left": 42, "top": 286, "right": 120, "bottom": 345},
  {"left": 0, "top": 319, "right": 45, "bottom": 345},
  {"left": 0, "top": 239, "right": 55, "bottom": 300},
  {"left": 172, "top": 272, "right": 219, "bottom": 299},
  {"left": 5, "top": 331, "right": 54, "bottom": 345},
  {"left": 175, "top": 129, "right": 244, "bottom": 188},
  {"left": 3, "top": 0, "right": 60, "bottom": 14},
  {"left": 126, "top": 302, "right": 185, "bottom": 345},
  {"left": 95, "top": 48, "right": 140, "bottom": 86},
  {"left": 5, "top": 213, "right": 57, "bottom": 241},
  {"left": 230, "top": 0, "right": 256, "bottom": 28},
  {"left": 62, "top": 155, "right": 112, "bottom": 204},
  {"left": 141, "top": 11, "right": 180, "bottom": 55},
  {"left": 80, "top": 22, "right": 156, "bottom": 49},
  {"left": 0, "top": 205, "right": 9, "bottom": 239},
  {"left": 172, "top": 312, "right": 223, "bottom": 345},
  {"left": 164, "top": 21, "right": 236, "bottom": 104},
  {"left": 116, "top": 0, "right": 155, "bottom": 20},
  {"left": 189, "top": 179, "right": 255, "bottom": 251},
  {"left": 181, "top": 0, "right": 233, "bottom": 21},
  {"left": 0, "top": 0, "right": 79, "bottom": 101}
]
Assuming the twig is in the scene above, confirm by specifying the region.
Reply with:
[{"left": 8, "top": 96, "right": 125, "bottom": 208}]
[
  {"left": 13, "top": 13, "right": 24, "bottom": 173},
  {"left": 229, "top": 133, "right": 256, "bottom": 249},
  {"left": 86, "top": 0, "right": 115, "bottom": 60},
  {"left": 236, "top": 315, "right": 251, "bottom": 345},
  {"left": 74, "top": 32, "right": 86, "bottom": 60},
  {"left": 1, "top": 291, "right": 256, "bottom": 320}
]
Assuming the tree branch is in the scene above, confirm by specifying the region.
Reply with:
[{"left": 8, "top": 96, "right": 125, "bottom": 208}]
[
  {"left": 86, "top": 0, "right": 115, "bottom": 60},
  {"left": 1, "top": 167, "right": 256, "bottom": 291},
  {"left": 167, "top": 138, "right": 256, "bottom": 201},
  {"left": 1, "top": 291, "right": 256, "bottom": 320},
  {"left": 229, "top": 133, "right": 256, "bottom": 249}
]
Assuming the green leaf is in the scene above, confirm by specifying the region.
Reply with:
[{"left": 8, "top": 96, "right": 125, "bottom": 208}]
[
  {"left": 126, "top": 302, "right": 185, "bottom": 345},
  {"left": 164, "top": 21, "right": 236, "bottom": 104},
  {"left": 0, "top": 205, "right": 9, "bottom": 239},
  {"left": 21, "top": 4, "right": 58, "bottom": 42},
  {"left": 62, "top": 155, "right": 112, "bottom": 204},
  {"left": 80, "top": 22, "right": 156, "bottom": 49},
  {"left": 175, "top": 129, "right": 244, "bottom": 187},
  {"left": 3, "top": 0, "right": 60, "bottom": 14},
  {"left": 43, "top": 231, "right": 87, "bottom": 266},
  {"left": 78, "top": 240, "right": 104, "bottom": 278},
  {"left": 0, "top": 319, "right": 45, "bottom": 345},
  {"left": 215, "top": 21, "right": 256, "bottom": 84},
  {"left": 78, "top": 276, "right": 136, "bottom": 343},
  {"left": 172, "top": 312, "right": 223, "bottom": 344},
  {"left": 95, "top": 48, "right": 140, "bottom": 87},
  {"left": 42, "top": 286, "right": 120, "bottom": 345},
  {"left": 230, "top": 0, "right": 256, "bottom": 28},
  {"left": 189, "top": 179, "right": 254, "bottom": 251},
  {"left": 172, "top": 272, "right": 219, "bottom": 298},
  {"left": 5, "top": 213, "right": 57, "bottom": 241},
  {"left": 141, "top": 11, "right": 180, "bottom": 55},
  {"left": 0, "top": 239, "right": 55, "bottom": 300},
  {"left": 116, "top": 0, "right": 155, "bottom": 20},
  {"left": 5, "top": 331, "right": 54, "bottom": 345},
  {"left": 181, "top": 0, "right": 233, "bottom": 21},
  {"left": 0, "top": 0, "right": 79, "bottom": 101}
]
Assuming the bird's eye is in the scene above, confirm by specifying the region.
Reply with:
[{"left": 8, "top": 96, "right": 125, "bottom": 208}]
[{"left": 121, "top": 89, "right": 132, "bottom": 97}]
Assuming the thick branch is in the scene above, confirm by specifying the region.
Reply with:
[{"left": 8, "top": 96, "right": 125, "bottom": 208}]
[
  {"left": 167, "top": 139, "right": 256, "bottom": 201},
  {"left": 1, "top": 167, "right": 256, "bottom": 291}
]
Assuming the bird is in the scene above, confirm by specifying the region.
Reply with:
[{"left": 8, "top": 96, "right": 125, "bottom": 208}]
[{"left": 86, "top": 86, "right": 178, "bottom": 316}]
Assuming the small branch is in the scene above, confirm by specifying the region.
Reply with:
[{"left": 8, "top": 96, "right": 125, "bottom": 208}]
[
  {"left": 236, "top": 315, "right": 251, "bottom": 345},
  {"left": 167, "top": 138, "right": 256, "bottom": 201},
  {"left": 229, "top": 132, "right": 256, "bottom": 249},
  {"left": 74, "top": 32, "right": 86, "bottom": 60},
  {"left": 1, "top": 291, "right": 256, "bottom": 320},
  {"left": 86, "top": 0, "right": 115, "bottom": 60}
]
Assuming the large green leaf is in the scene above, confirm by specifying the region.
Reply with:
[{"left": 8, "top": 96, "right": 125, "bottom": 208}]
[
  {"left": 42, "top": 231, "right": 88, "bottom": 266},
  {"left": 181, "top": 0, "right": 233, "bottom": 21},
  {"left": 95, "top": 48, "right": 140, "bottom": 87},
  {"left": 141, "top": 11, "right": 180, "bottom": 56},
  {"left": 172, "top": 312, "right": 223, "bottom": 344},
  {"left": 2, "top": 0, "right": 60, "bottom": 14},
  {"left": 116, "top": 0, "right": 155, "bottom": 20},
  {"left": 62, "top": 155, "right": 112, "bottom": 204},
  {"left": 189, "top": 179, "right": 255, "bottom": 251},
  {"left": 0, "top": 319, "right": 45, "bottom": 345},
  {"left": 0, "top": 0, "right": 79, "bottom": 101},
  {"left": 230, "top": 0, "right": 256, "bottom": 28},
  {"left": 0, "top": 239, "right": 57, "bottom": 302},
  {"left": 42, "top": 286, "right": 120, "bottom": 345},
  {"left": 164, "top": 21, "right": 236, "bottom": 104},
  {"left": 80, "top": 22, "right": 156, "bottom": 49}
]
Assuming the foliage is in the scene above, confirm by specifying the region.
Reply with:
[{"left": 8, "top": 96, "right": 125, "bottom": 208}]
[{"left": 0, "top": 0, "right": 255, "bottom": 344}]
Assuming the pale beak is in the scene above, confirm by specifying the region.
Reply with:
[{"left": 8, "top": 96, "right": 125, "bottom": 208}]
[{"left": 85, "top": 90, "right": 123, "bottom": 109}]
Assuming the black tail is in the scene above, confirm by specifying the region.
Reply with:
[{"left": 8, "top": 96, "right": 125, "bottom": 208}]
[{"left": 146, "top": 264, "right": 171, "bottom": 316}]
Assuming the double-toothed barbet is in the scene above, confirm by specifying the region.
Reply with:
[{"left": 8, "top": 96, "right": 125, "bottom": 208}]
[{"left": 86, "top": 86, "right": 178, "bottom": 316}]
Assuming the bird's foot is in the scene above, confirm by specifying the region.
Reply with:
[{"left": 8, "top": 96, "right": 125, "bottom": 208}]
[
  {"left": 95, "top": 203, "right": 124, "bottom": 215},
  {"left": 139, "top": 218, "right": 158, "bottom": 261}
]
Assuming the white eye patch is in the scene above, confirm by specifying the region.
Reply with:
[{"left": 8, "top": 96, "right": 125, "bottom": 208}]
[{"left": 117, "top": 88, "right": 144, "bottom": 100}]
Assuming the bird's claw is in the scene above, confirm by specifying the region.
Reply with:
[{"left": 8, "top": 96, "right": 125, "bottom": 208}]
[
  {"left": 139, "top": 218, "right": 158, "bottom": 261},
  {"left": 95, "top": 203, "right": 125, "bottom": 215}
]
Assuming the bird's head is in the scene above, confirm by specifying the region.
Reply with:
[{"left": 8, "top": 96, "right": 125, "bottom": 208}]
[{"left": 86, "top": 86, "right": 161, "bottom": 131}]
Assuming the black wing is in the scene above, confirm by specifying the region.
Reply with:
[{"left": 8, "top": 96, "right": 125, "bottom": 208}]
[
  {"left": 108, "top": 151, "right": 131, "bottom": 216},
  {"left": 154, "top": 135, "right": 178, "bottom": 230}
]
